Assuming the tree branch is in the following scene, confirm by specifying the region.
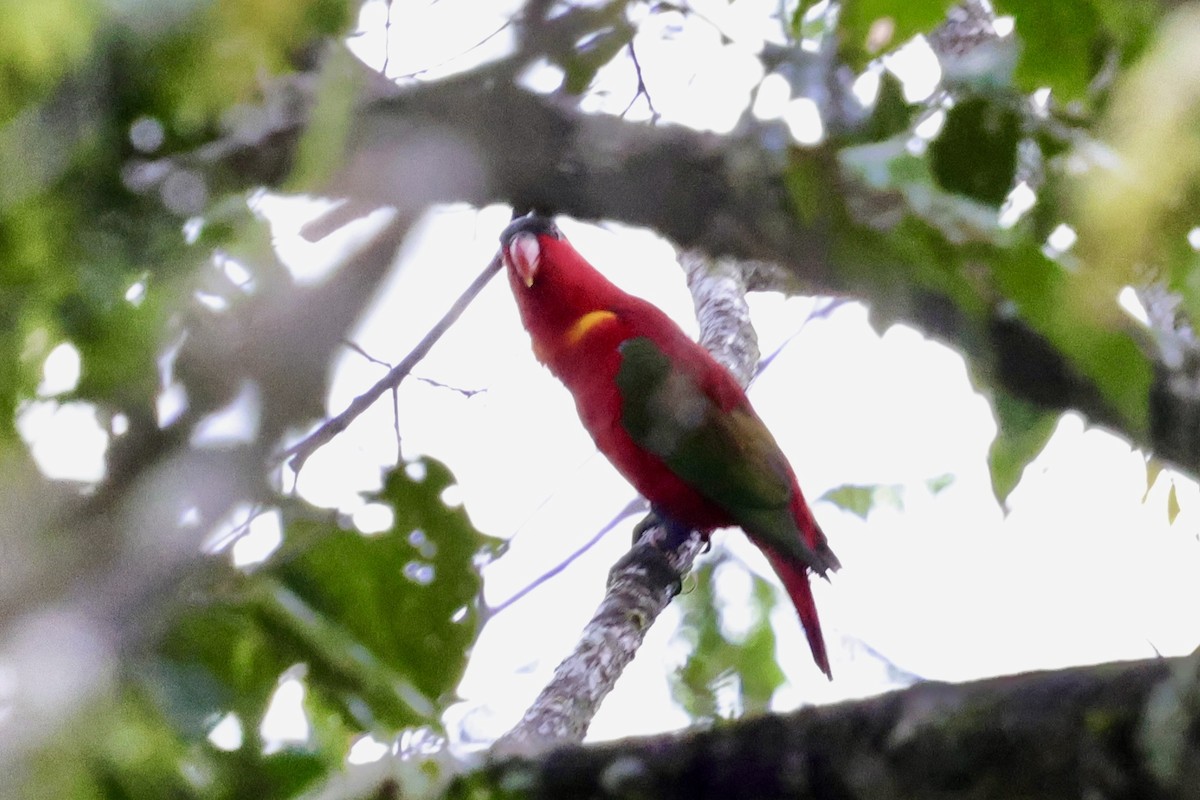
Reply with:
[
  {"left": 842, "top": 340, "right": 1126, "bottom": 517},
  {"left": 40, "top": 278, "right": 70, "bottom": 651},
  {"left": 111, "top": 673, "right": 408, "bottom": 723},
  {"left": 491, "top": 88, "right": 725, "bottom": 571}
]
[
  {"left": 181, "top": 50, "right": 1200, "bottom": 477},
  {"left": 467, "top": 656, "right": 1198, "bottom": 800}
]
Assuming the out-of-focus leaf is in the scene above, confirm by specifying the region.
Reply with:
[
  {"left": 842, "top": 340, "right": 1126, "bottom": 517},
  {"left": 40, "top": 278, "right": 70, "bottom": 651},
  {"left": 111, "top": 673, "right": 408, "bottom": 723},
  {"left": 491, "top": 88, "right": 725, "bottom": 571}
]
[
  {"left": 987, "top": 393, "right": 1057, "bottom": 506},
  {"left": 1142, "top": 456, "right": 1164, "bottom": 503},
  {"left": 1167, "top": 482, "right": 1181, "bottom": 525},
  {"left": 790, "top": 0, "right": 835, "bottom": 40},
  {"left": 287, "top": 45, "right": 365, "bottom": 190},
  {"left": 276, "top": 457, "right": 500, "bottom": 714},
  {"left": 40, "top": 690, "right": 331, "bottom": 800},
  {"left": 1169, "top": 228, "right": 1200, "bottom": 336},
  {"left": 926, "top": 472, "right": 955, "bottom": 494},
  {"left": 840, "top": 137, "right": 1002, "bottom": 244},
  {"left": 990, "top": 244, "right": 1152, "bottom": 430},
  {"left": 560, "top": 21, "right": 635, "bottom": 95},
  {"left": 162, "top": 457, "right": 499, "bottom": 739},
  {"left": 160, "top": 605, "right": 291, "bottom": 727},
  {"left": 1076, "top": 7, "right": 1200, "bottom": 299},
  {"left": 0, "top": 0, "right": 101, "bottom": 121},
  {"left": 929, "top": 97, "right": 1020, "bottom": 206},
  {"left": 995, "top": 0, "right": 1101, "bottom": 102},
  {"left": 838, "top": 0, "right": 951, "bottom": 71},
  {"left": 142, "top": 0, "right": 354, "bottom": 133},
  {"left": 671, "top": 556, "right": 786, "bottom": 721},
  {"left": 820, "top": 483, "right": 905, "bottom": 520},
  {"left": 996, "top": 0, "right": 1156, "bottom": 103},
  {"left": 857, "top": 71, "right": 916, "bottom": 142}
]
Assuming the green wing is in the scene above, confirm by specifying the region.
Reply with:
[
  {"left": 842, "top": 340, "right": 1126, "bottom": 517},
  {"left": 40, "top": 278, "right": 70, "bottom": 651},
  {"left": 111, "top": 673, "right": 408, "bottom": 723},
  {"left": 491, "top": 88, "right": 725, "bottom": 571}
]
[{"left": 617, "top": 337, "right": 820, "bottom": 567}]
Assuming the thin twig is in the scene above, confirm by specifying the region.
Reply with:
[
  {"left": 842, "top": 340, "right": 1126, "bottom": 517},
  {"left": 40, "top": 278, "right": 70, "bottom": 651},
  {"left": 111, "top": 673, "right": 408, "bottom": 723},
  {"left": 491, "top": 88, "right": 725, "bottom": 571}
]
[
  {"left": 395, "top": 20, "right": 513, "bottom": 80},
  {"left": 280, "top": 252, "right": 503, "bottom": 472},
  {"left": 414, "top": 375, "right": 486, "bottom": 398},
  {"left": 382, "top": 0, "right": 394, "bottom": 76},
  {"left": 755, "top": 297, "right": 847, "bottom": 377},
  {"left": 621, "top": 41, "right": 660, "bottom": 122},
  {"left": 342, "top": 339, "right": 392, "bottom": 368},
  {"left": 487, "top": 496, "right": 648, "bottom": 618}
]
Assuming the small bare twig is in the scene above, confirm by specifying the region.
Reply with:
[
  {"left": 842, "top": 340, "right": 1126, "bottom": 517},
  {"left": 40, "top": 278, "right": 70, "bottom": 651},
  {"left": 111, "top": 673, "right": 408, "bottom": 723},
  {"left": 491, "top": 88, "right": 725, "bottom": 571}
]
[
  {"left": 280, "top": 252, "right": 502, "bottom": 472},
  {"left": 382, "top": 0, "right": 394, "bottom": 76},
  {"left": 342, "top": 339, "right": 391, "bottom": 368},
  {"left": 755, "top": 297, "right": 847, "bottom": 377},
  {"left": 414, "top": 375, "right": 486, "bottom": 398},
  {"left": 394, "top": 20, "right": 514, "bottom": 80},
  {"left": 487, "top": 496, "right": 648, "bottom": 618},
  {"left": 341, "top": 340, "right": 406, "bottom": 461},
  {"left": 621, "top": 41, "right": 660, "bottom": 122}
]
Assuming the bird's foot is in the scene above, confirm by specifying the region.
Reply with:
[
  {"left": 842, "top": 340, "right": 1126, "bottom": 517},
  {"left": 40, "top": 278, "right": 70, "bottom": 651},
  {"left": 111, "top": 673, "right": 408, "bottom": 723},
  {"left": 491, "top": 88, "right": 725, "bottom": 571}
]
[
  {"left": 617, "top": 508, "right": 700, "bottom": 597},
  {"left": 631, "top": 507, "right": 694, "bottom": 550},
  {"left": 609, "top": 542, "right": 682, "bottom": 598},
  {"left": 630, "top": 510, "right": 663, "bottom": 546}
]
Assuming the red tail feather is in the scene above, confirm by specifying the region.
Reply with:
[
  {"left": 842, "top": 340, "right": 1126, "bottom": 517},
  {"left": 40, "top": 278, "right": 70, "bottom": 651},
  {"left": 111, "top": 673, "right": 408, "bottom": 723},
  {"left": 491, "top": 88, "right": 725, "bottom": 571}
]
[{"left": 762, "top": 548, "right": 832, "bottom": 679}]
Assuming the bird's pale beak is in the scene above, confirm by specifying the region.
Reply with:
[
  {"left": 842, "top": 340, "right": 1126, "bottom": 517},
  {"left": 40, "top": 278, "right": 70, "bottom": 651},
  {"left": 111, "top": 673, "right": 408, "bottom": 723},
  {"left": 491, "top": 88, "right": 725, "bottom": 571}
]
[{"left": 506, "top": 232, "right": 540, "bottom": 287}]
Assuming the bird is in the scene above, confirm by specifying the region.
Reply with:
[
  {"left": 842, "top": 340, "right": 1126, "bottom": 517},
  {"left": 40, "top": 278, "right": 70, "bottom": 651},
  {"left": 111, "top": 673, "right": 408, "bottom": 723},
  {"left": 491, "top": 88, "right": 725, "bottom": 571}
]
[{"left": 500, "top": 213, "right": 839, "bottom": 678}]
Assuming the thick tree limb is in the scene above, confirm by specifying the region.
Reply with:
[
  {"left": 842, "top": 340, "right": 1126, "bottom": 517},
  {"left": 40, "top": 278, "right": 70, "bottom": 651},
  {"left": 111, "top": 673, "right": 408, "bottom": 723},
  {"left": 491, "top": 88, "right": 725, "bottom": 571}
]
[
  {"left": 466, "top": 656, "right": 1200, "bottom": 800},
  {"left": 187, "top": 47, "right": 1200, "bottom": 476}
]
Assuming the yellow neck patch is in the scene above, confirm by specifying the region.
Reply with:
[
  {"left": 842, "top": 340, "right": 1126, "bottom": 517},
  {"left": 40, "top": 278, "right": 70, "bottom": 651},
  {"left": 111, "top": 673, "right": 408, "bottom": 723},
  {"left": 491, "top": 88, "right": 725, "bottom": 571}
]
[{"left": 564, "top": 309, "right": 617, "bottom": 347}]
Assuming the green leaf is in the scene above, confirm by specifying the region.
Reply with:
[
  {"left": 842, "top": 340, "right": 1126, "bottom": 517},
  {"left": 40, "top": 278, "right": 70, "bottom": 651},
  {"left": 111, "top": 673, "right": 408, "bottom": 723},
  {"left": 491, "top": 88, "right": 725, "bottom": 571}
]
[
  {"left": 1167, "top": 482, "right": 1181, "bottom": 525},
  {"left": 840, "top": 137, "right": 1003, "bottom": 244},
  {"left": 560, "top": 21, "right": 635, "bottom": 95},
  {"left": 926, "top": 472, "right": 955, "bottom": 494},
  {"left": 0, "top": 0, "right": 101, "bottom": 121},
  {"left": 820, "top": 483, "right": 905, "bottom": 520},
  {"left": 857, "top": 71, "right": 917, "bottom": 142},
  {"left": 995, "top": 0, "right": 1100, "bottom": 101},
  {"left": 838, "top": 0, "right": 951, "bottom": 70},
  {"left": 987, "top": 393, "right": 1058, "bottom": 506},
  {"left": 929, "top": 97, "right": 1020, "bottom": 206},
  {"left": 270, "top": 455, "right": 499, "bottom": 724},
  {"left": 990, "top": 244, "right": 1152, "bottom": 431},
  {"left": 287, "top": 45, "right": 365, "bottom": 191},
  {"left": 161, "top": 457, "right": 499, "bottom": 738},
  {"left": 1143, "top": 457, "right": 1164, "bottom": 503},
  {"left": 671, "top": 556, "right": 786, "bottom": 720}
]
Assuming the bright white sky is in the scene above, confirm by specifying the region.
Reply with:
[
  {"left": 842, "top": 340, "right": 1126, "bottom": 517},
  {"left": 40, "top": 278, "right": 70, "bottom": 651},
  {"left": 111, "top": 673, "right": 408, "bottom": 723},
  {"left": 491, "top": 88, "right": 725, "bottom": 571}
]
[{"left": 15, "top": 0, "right": 1200, "bottom": 754}]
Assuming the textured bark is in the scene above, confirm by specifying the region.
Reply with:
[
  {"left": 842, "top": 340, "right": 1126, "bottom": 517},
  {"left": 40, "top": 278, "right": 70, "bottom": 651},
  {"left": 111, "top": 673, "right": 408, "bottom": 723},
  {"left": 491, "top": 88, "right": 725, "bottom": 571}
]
[
  {"left": 464, "top": 656, "right": 1200, "bottom": 800},
  {"left": 680, "top": 251, "right": 761, "bottom": 390}
]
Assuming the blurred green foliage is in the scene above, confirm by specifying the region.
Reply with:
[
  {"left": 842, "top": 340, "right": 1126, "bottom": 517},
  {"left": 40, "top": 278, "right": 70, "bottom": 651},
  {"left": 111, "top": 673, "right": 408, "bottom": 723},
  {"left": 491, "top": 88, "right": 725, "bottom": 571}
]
[
  {"left": 28, "top": 457, "right": 498, "bottom": 799},
  {"left": 671, "top": 555, "right": 787, "bottom": 720},
  {"left": 0, "top": 0, "right": 352, "bottom": 439}
]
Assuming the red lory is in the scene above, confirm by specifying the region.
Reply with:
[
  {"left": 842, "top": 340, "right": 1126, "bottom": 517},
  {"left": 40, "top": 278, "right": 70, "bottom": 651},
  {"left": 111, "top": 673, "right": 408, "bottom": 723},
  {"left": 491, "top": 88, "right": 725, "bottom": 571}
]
[{"left": 500, "top": 213, "right": 839, "bottom": 678}]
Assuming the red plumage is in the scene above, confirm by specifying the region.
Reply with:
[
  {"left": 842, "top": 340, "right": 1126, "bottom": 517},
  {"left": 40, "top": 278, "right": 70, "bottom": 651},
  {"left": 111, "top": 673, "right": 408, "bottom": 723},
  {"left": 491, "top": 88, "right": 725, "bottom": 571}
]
[{"left": 502, "top": 215, "right": 836, "bottom": 678}]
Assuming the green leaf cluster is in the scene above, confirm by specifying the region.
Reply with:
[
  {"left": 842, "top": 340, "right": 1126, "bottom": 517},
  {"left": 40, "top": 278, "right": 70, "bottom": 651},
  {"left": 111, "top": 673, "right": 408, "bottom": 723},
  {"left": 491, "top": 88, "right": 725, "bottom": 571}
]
[
  {"left": 779, "top": 0, "right": 1187, "bottom": 504},
  {"left": 27, "top": 457, "right": 499, "bottom": 799},
  {"left": 671, "top": 555, "right": 787, "bottom": 720}
]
